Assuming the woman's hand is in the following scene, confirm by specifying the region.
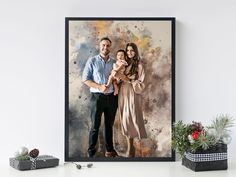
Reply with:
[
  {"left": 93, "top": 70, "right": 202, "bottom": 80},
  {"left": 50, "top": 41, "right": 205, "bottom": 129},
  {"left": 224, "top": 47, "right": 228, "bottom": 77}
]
[
  {"left": 115, "top": 72, "right": 130, "bottom": 82},
  {"left": 111, "top": 70, "right": 117, "bottom": 77}
]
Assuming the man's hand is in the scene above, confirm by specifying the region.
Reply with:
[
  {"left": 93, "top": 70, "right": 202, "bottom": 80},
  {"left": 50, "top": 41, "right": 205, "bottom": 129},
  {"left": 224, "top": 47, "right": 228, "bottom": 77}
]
[
  {"left": 98, "top": 84, "right": 108, "bottom": 93},
  {"left": 84, "top": 80, "right": 109, "bottom": 93}
]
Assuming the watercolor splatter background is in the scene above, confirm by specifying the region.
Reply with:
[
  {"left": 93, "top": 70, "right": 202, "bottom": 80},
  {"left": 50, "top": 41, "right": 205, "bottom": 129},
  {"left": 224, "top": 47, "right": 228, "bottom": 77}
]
[{"left": 67, "top": 20, "right": 173, "bottom": 158}]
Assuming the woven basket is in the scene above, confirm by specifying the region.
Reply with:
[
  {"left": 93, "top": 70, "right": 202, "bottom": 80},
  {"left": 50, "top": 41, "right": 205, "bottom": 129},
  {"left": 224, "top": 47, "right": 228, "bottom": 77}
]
[{"left": 182, "top": 143, "right": 228, "bottom": 171}]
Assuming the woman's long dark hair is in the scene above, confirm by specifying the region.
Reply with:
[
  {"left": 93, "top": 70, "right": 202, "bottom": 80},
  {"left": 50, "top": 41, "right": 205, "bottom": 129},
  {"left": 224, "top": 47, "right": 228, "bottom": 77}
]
[{"left": 125, "top": 42, "right": 140, "bottom": 77}]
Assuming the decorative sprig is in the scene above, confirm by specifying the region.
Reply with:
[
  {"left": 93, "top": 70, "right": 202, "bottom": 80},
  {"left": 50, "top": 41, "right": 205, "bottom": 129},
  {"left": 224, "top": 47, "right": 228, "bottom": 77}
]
[
  {"left": 207, "top": 114, "right": 234, "bottom": 145},
  {"left": 172, "top": 121, "right": 193, "bottom": 156},
  {"left": 16, "top": 155, "right": 30, "bottom": 161},
  {"left": 172, "top": 114, "right": 234, "bottom": 157}
]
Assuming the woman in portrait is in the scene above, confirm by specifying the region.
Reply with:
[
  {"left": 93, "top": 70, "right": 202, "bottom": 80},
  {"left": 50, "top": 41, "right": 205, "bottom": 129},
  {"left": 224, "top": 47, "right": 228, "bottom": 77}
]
[{"left": 116, "top": 42, "right": 147, "bottom": 157}]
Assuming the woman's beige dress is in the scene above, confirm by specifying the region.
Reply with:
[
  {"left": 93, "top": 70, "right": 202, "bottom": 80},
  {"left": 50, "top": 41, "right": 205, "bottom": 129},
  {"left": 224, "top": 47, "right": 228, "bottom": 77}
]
[{"left": 118, "top": 62, "right": 147, "bottom": 139}]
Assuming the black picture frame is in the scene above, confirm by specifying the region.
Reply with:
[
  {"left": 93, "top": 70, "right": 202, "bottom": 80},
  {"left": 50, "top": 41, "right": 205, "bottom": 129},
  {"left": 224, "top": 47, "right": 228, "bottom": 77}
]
[{"left": 65, "top": 17, "right": 175, "bottom": 161}]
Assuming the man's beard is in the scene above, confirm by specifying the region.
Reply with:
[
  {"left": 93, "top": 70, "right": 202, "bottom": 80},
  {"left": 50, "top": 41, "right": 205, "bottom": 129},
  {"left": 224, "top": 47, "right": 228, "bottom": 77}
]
[{"left": 102, "top": 50, "right": 109, "bottom": 56}]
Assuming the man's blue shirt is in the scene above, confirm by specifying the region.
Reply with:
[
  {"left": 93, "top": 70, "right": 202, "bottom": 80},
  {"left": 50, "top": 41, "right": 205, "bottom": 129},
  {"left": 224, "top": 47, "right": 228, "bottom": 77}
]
[{"left": 82, "top": 55, "right": 115, "bottom": 93}]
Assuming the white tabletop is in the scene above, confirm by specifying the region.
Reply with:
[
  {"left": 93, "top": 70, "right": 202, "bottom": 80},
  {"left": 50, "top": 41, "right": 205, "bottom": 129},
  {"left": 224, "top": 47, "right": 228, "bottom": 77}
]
[{"left": 2, "top": 161, "right": 236, "bottom": 177}]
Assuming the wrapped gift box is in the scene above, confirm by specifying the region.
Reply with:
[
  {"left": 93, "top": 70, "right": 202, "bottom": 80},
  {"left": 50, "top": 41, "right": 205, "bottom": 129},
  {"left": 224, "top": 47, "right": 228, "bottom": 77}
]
[
  {"left": 182, "top": 143, "right": 227, "bottom": 171},
  {"left": 10, "top": 155, "right": 59, "bottom": 171}
]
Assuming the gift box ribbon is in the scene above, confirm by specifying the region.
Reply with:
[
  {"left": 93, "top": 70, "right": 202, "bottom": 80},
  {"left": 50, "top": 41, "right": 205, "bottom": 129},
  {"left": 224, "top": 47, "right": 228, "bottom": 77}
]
[
  {"left": 185, "top": 152, "right": 227, "bottom": 162},
  {"left": 29, "top": 155, "right": 54, "bottom": 170}
]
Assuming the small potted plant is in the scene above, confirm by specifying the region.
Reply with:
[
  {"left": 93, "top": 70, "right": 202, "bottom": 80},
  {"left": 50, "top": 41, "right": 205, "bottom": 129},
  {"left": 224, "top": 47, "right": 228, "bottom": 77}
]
[{"left": 172, "top": 114, "right": 234, "bottom": 171}]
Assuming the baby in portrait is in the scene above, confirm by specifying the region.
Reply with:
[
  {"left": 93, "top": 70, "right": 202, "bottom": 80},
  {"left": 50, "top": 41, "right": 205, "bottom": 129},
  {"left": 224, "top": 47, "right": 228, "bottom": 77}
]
[{"left": 106, "top": 49, "right": 128, "bottom": 95}]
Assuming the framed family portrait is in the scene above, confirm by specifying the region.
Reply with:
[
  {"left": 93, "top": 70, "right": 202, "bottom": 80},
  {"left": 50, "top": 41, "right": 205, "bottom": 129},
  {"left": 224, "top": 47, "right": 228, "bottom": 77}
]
[{"left": 65, "top": 17, "right": 175, "bottom": 161}]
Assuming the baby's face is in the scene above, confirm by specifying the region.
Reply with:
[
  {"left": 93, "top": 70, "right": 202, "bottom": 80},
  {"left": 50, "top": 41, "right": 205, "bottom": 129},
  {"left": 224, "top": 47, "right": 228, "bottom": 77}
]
[{"left": 116, "top": 52, "right": 125, "bottom": 61}]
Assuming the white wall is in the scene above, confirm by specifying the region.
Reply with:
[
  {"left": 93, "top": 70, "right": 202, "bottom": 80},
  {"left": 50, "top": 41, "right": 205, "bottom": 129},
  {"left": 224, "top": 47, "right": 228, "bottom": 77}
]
[{"left": 0, "top": 0, "right": 236, "bottom": 165}]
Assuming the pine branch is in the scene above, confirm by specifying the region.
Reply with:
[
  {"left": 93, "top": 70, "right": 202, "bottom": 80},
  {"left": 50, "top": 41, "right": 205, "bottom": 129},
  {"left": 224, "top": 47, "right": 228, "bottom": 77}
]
[{"left": 207, "top": 114, "right": 234, "bottom": 144}]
